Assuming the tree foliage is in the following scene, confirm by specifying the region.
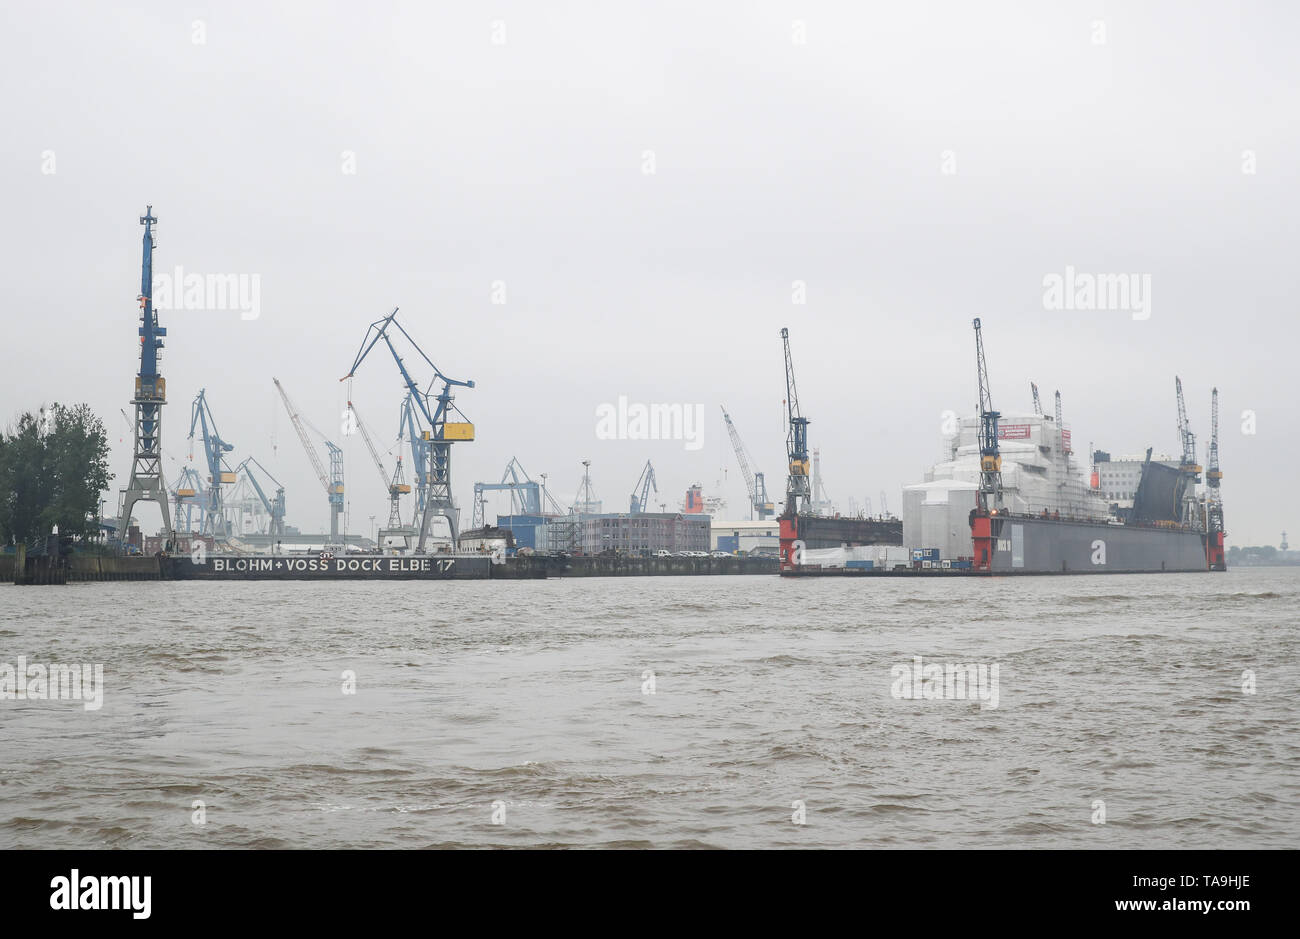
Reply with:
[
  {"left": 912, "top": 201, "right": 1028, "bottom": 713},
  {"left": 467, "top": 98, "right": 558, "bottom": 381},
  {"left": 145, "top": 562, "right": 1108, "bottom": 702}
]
[{"left": 0, "top": 403, "right": 112, "bottom": 546}]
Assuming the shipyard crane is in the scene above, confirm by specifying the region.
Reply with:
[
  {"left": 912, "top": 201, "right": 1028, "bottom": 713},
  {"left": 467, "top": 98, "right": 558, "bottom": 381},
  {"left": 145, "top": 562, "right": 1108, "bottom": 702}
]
[
  {"left": 472, "top": 457, "right": 543, "bottom": 529},
  {"left": 170, "top": 466, "right": 205, "bottom": 534},
  {"left": 973, "top": 318, "right": 1002, "bottom": 511},
  {"left": 1054, "top": 390, "right": 1071, "bottom": 457},
  {"left": 347, "top": 400, "right": 410, "bottom": 535},
  {"left": 187, "top": 389, "right": 236, "bottom": 539},
  {"left": 234, "top": 456, "right": 286, "bottom": 537},
  {"left": 1174, "top": 377, "right": 1200, "bottom": 480},
  {"left": 1205, "top": 388, "right": 1226, "bottom": 569},
  {"left": 1031, "top": 382, "right": 1043, "bottom": 416},
  {"left": 880, "top": 490, "right": 890, "bottom": 518},
  {"left": 721, "top": 406, "right": 775, "bottom": 520},
  {"left": 630, "top": 460, "right": 658, "bottom": 514},
  {"left": 781, "top": 327, "right": 811, "bottom": 516},
  {"left": 274, "top": 377, "right": 345, "bottom": 540},
  {"left": 341, "top": 308, "right": 475, "bottom": 551},
  {"left": 117, "top": 206, "right": 174, "bottom": 548}
]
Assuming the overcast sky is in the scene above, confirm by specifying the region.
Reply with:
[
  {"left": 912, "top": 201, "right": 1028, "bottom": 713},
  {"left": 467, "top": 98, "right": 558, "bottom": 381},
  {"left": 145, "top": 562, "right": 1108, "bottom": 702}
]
[{"left": 2, "top": 1, "right": 1294, "bottom": 545}]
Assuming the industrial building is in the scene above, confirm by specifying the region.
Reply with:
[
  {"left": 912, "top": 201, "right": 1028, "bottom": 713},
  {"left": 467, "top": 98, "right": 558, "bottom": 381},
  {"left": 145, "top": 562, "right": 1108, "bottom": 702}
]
[
  {"left": 709, "top": 519, "right": 780, "bottom": 555},
  {"left": 1094, "top": 452, "right": 1179, "bottom": 508},
  {"left": 580, "top": 513, "right": 709, "bottom": 555}
]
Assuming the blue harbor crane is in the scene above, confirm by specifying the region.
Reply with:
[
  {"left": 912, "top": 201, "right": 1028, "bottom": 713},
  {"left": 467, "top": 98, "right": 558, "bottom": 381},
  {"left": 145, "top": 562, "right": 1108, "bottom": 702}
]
[
  {"left": 472, "top": 457, "right": 543, "bottom": 529},
  {"left": 116, "top": 206, "right": 174, "bottom": 548},
  {"left": 187, "top": 388, "right": 236, "bottom": 540},
  {"left": 234, "top": 456, "right": 286, "bottom": 538},
  {"left": 341, "top": 308, "right": 475, "bottom": 551},
  {"left": 170, "top": 466, "right": 206, "bottom": 534},
  {"left": 973, "top": 317, "right": 1002, "bottom": 512},
  {"left": 629, "top": 459, "right": 658, "bottom": 514}
]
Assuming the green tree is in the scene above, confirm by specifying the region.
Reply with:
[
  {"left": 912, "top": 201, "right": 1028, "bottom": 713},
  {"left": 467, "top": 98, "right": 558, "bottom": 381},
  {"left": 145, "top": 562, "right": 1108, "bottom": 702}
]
[{"left": 0, "top": 403, "right": 112, "bottom": 546}]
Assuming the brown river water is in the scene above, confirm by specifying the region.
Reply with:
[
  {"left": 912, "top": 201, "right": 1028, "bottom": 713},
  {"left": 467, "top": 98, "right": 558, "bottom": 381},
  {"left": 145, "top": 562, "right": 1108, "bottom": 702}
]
[{"left": 1, "top": 569, "right": 1297, "bottom": 848}]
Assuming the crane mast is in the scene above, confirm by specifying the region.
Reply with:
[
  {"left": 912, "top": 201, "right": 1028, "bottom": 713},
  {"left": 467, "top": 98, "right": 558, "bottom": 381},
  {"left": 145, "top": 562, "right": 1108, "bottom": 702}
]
[
  {"left": 781, "top": 327, "right": 811, "bottom": 517},
  {"left": 117, "top": 206, "right": 174, "bottom": 548},
  {"left": 973, "top": 318, "right": 1002, "bottom": 512},
  {"left": 1206, "top": 387, "right": 1225, "bottom": 532}
]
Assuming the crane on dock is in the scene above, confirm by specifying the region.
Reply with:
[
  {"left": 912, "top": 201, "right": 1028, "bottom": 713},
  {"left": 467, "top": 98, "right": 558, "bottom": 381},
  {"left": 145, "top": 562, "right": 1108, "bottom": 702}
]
[
  {"left": 472, "top": 458, "right": 543, "bottom": 529},
  {"left": 630, "top": 460, "right": 658, "bottom": 514},
  {"left": 781, "top": 327, "right": 811, "bottom": 517},
  {"left": 347, "top": 400, "right": 409, "bottom": 536},
  {"left": 1054, "top": 390, "right": 1071, "bottom": 457},
  {"left": 1205, "top": 387, "right": 1226, "bottom": 569},
  {"left": 721, "top": 406, "right": 774, "bottom": 520},
  {"left": 170, "top": 466, "right": 205, "bottom": 534},
  {"left": 274, "top": 377, "right": 345, "bottom": 540},
  {"left": 973, "top": 317, "right": 1002, "bottom": 512},
  {"left": 117, "top": 206, "right": 174, "bottom": 548},
  {"left": 234, "top": 456, "right": 286, "bottom": 538},
  {"left": 1175, "top": 377, "right": 1202, "bottom": 527},
  {"left": 341, "top": 308, "right": 474, "bottom": 551},
  {"left": 187, "top": 389, "right": 236, "bottom": 539}
]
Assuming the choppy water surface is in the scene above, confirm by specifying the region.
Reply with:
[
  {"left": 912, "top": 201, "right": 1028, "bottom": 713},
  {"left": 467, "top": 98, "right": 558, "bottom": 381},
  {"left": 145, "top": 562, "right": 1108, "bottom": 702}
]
[{"left": 1, "top": 569, "right": 1297, "bottom": 848}]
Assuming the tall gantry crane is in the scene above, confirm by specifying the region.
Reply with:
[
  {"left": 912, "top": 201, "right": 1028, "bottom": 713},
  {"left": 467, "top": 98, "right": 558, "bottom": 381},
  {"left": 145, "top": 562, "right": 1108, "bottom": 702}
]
[
  {"left": 234, "top": 456, "right": 286, "bottom": 537},
  {"left": 721, "top": 406, "right": 774, "bottom": 520},
  {"left": 1174, "top": 376, "right": 1202, "bottom": 527},
  {"left": 342, "top": 308, "right": 474, "bottom": 551},
  {"left": 187, "top": 389, "right": 236, "bottom": 539},
  {"left": 117, "top": 206, "right": 174, "bottom": 547},
  {"left": 1054, "top": 390, "right": 1071, "bottom": 457},
  {"left": 1031, "top": 382, "right": 1043, "bottom": 416},
  {"left": 274, "top": 377, "right": 345, "bottom": 540},
  {"left": 347, "top": 400, "right": 410, "bottom": 536},
  {"left": 973, "top": 318, "right": 1002, "bottom": 512},
  {"left": 781, "top": 327, "right": 811, "bottom": 516},
  {"left": 630, "top": 460, "right": 658, "bottom": 513}
]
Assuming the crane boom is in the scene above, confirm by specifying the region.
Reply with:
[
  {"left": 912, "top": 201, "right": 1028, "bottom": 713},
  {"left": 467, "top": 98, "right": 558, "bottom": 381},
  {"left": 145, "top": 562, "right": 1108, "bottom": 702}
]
[
  {"left": 630, "top": 460, "right": 658, "bottom": 514},
  {"left": 1031, "top": 382, "right": 1042, "bottom": 415},
  {"left": 347, "top": 400, "right": 391, "bottom": 493},
  {"left": 722, "top": 406, "right": 773, "bottom": 520},
  {"left": 274, "top": 378, "right": 329, "bottom": 492}
]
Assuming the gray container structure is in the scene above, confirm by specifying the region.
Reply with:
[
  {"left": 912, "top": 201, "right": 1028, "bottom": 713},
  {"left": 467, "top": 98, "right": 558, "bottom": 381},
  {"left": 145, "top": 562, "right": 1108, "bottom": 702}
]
[{"left": 986, "top": 515, "right": 1208, "bottom": 573}]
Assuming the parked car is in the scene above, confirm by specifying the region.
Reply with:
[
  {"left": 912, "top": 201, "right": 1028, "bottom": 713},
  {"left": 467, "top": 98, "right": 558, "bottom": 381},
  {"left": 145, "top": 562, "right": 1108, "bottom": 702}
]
[{"left": 654, "top": 549, "right": 672, "bottom": 558}]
